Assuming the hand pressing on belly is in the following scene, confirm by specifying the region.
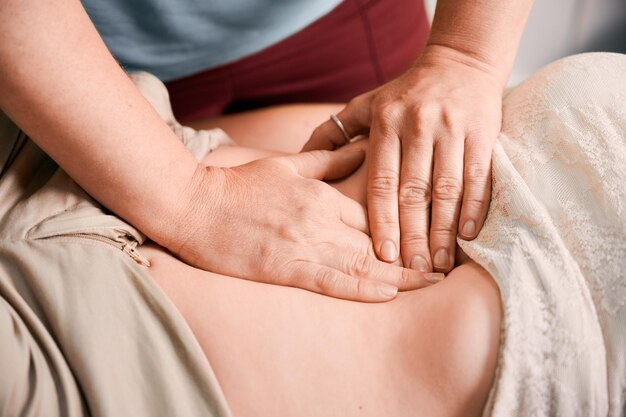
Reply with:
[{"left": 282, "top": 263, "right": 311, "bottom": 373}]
[
  {"left": 305, "top": 47, "right": 502, "bottom": 274},
  {"left": 169, "top": 148, "right": 438, "bottom": 302}
]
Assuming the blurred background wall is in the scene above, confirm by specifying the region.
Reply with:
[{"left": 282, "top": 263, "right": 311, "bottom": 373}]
[{"left": 423, "top": 0, "right": 626, "bottom": 85}]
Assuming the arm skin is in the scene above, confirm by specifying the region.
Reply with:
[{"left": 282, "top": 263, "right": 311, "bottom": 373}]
[
  {"left": 0, "top": 0, "right": 199, "bottom": 247},
  {"left": 0, "top": 0, "right": 435, "bottom": 302},
  {"left": 427, "top": 0, "right": 534, "bottom": 86},
  {"left": 305, "top": 0, "right": 533, "bottom": 273}
]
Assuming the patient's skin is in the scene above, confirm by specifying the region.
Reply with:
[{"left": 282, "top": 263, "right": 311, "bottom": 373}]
[{"left": 142, "top": 104, "right": 502, "bottom": 417}]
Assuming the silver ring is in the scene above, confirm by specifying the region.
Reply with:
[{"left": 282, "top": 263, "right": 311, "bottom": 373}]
[{"left": 330, "top": 114, "right": 351, "bottom": 144}]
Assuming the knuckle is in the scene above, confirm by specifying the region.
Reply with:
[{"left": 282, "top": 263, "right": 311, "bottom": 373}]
[
  {"left": 371, "top": 209, "right": 398, "bottom": 228},
  {"left": 348, "top": 93, "right": 368, "bottom": 110},
  {"left": 275, "top": 222, "right": 308, "bottom": 245},
  {"left": 308, "top": 179, "right": 331, "bottom": 197},
  {"left": 400, "top": 267, "right": 416, "bottom": 286},
  {"left": 406, "top": 111, "right": 431, "bottom": 136},
  {"left": 313, "top": 268, "right": 340, "bottom": 293},
  {"left": 441, "top": 108, "right": 461, "bottom": 131},
  {"left": 400, "top": 232, "right": 429, "bottom": 247},
  {"left": 398, "top": 178, "right": 431, "bottom": 207},
  {"left": 466, "top": 122, "right": 488, "bottom": 139},
  {"left": 463, "top": 196, "right": 489, "bottom": 213},
  {"left": 415, "top": 103, "right": 439, "bottom": 122},
  {"left": 292, "top": 195, "right": 313, "bottom": 216},
  {"left": 346, "top": 97, "right": 359, "bottom": 110},
  {"left": 464, "top": 161, "right": 490, "bottom": 181},
  {"left": 432, "top": 175, "right": 463, "bottom": 201},
  {"left": 269, "top": 257, "right": 297, "bottom": 285},
  {"left": 369, "top": 169, "right": 399, "bottom": 196},
  {"left": 374, "top": 101, "right": 402, "bottom": 125},
  {"left": 354, "top": 277, "right": 365, "bottom": 298},
  {"left": 430, "top": 221, "right": 458, "bottom": 235},
  {"left": 347, "top": 252, "right": 372, "bottom": 277}
]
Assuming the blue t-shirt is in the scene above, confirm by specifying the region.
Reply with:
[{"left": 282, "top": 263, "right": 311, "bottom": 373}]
[{"left": 81, "top": 0, "right": 342, "bottom": 81}]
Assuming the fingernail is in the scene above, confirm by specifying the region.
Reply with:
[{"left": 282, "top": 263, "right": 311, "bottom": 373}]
[
  {"left": 410, "top": 255, "right": 429, "bottom": 272},
  {"left": 461, "top": 220, "right": 476, "bottom": 238},
  {"left": 424, "top": 273, "right": 445, "bottom": 283},
  {"left": 379, "top": 284, "right": 398, "bottom": 298},
  {"left": 433, "top": 248, "right": 449, "bottom": 270},
  {"left": 380, "top": 240, "right": 398, "bottom": 262}
]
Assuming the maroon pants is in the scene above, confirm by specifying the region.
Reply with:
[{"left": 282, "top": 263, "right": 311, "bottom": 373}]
[{"left": 166, "top": 0, "right": 430, "bottom": 122}]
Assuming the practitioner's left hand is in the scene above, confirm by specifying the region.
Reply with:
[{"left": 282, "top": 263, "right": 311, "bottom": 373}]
[{"left": 303, "top": 46, "right": 503, "bottom": 273}]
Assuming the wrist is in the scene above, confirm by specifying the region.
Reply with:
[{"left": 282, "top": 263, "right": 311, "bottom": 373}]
[
  {"left": 158, "top": 163, "right": 224, "bottom": 258},
  {"left": 419, "top": 44, "right": 508, "bottom": 89}
]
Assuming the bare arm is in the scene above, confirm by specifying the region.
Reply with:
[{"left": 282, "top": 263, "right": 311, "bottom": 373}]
[
  {"left": 427, "top": 0, "right": 534, "bottom": 86},
  {"left": 0, "top": 0, "right": 198, "bottom": 246}
]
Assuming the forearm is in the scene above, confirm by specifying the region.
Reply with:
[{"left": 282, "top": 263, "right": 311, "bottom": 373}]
[
  {"left": 0, "top": 0, "right": 200, "bottom": 247},
  {"left": 426, "top": 0, "right": 534, "bottom": 85}
]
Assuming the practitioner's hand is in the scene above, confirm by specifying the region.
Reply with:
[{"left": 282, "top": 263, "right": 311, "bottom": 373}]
[
  {"left": 303, "top": 46, "right": 503, "bottom": 273},
  {"left": 171, "top": 148, "right": 440, "bottom": 302}
]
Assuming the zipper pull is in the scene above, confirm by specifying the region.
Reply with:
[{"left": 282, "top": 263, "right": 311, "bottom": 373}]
[{"left": 121, "top": 241, "right": 151, "bottom": 267}]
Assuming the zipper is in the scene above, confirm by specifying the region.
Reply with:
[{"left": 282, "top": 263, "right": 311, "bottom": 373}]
[{"left": 40, "top": 232, "right": 151, "bottom": 267}]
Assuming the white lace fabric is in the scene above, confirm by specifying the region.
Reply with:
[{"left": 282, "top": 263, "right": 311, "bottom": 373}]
[{"left": 459, "top": 53, "right": 626, "bottom": 416}]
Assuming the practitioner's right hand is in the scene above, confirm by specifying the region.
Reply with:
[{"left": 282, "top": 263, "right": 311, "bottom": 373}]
[{"left": 171, "top": 148, "right": 439, "bottom": 302}]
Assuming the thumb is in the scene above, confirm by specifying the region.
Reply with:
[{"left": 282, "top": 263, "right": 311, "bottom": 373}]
[
  {"left": 302, "top": 94, "right": 373, "bottom": 152},
  {"left": 277, "top": 148, "right": 366, "bottom": 180}
]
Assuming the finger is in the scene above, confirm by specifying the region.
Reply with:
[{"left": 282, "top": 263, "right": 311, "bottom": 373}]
[
  {"left": 332, "top": 226, "right": 407, "bottom": 271},
  {"left": 278, "top": 260, "right": 399, "bottom": 302},
  {"left": 458, "top": 135, "right": 492, "bottom": 240},
  {"left": 367, "top": 116, "right": 401, "bottom": 263},
  {"left": 334, "top": 227, "right": 402, "bottom": 268},
  {"left": 429, "top": 137, "right": 464, "bottom": 273},
  {"left": 337, "top": 192, "right": 369, "bottom": 234},
  {"left": 278, "top": 148, "right": 366, "bottom": 180},
  {"left": 318, "top": 247, "right": 442, "bottom": 291},
  {"left": 302, "top": 94, "right": 373, "bottom": 151},
  {"left": 334, "top": 224, "right": 376, "bottom": 258},
  {"left": 398, "top": 133, "right": 434, "bottom": 272}
]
